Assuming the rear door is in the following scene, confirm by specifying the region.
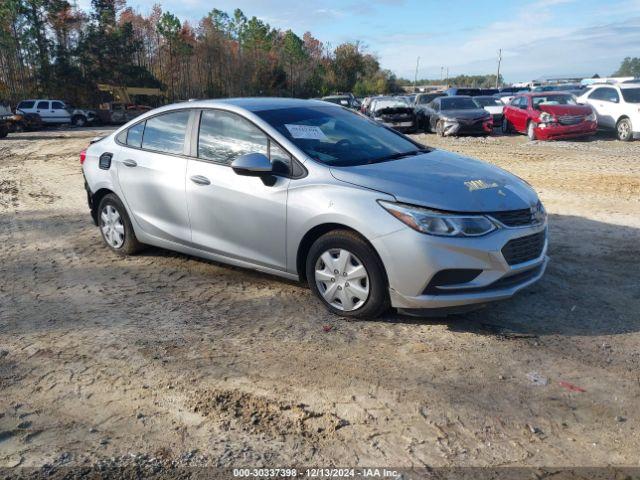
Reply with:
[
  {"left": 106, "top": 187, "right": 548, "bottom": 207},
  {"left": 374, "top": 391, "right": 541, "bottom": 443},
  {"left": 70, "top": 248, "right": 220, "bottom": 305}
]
[
  {"left": 509, "top": 97, "right": 529, "bottom": 132},
  {"left": 35, "top": 101, "right": 52, "bottom": 123},
  {"left": 185, "top": 109, "right": 289, "bottom": 270},
  {"left": 115, "top": 109, "right": 192, "bottom": 245}
]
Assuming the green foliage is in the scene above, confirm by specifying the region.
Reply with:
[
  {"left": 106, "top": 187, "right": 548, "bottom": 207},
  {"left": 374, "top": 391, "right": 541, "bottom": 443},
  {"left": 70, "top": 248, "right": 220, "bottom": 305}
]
[
  {"left": 0, "top": 1, "right": 401, "bottom": 105},
  {"left": 613, "top": 57, "right": 640, "bottom": 77}
]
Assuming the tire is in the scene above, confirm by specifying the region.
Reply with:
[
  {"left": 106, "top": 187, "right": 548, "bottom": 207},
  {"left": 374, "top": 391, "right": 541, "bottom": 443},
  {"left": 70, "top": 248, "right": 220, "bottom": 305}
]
[
  {"left": 424, "top": 116, "right": 432, "bottom": 133},
  {"left": 616, "top": 118, "right": 633, "bottom": 142},
  {"left": 306, "top": 230, "right": 389, "bottom": 319},
  {"left": 527, "top": 121, "right": 537, "bottom": 141},
  {"left": 0, "top": 125, "right": 8, "bottom": 139},
  {"left": 97, "top": 193, "right": 144, "bottom": 255},
  {"left": 501, "top": 118, "right": 512, "bottom": 134},
  {"left": 71, "top": 115, "right": 87, "bottom": 127},
  {"left": 436, "top": 120, "right": 445, "bottom": 137}
]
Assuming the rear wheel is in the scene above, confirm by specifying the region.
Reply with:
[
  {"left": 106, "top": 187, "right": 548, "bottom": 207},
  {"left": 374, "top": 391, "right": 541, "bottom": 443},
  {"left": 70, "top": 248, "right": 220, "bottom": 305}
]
[
  {"left": 616, "top": 118, "right": 633, "bottom": 141},
  {"left": 0, "top": 125, "right": 8, "bottom": 138},
  {"left": 527, "top": 121, "right": 537, "bottom": 141},
  {"left": 306, "top": 230, "right": 389, "bottom": 319},
  {"left": 97, "top": 193, "right": 144, "bottom": 255},
  {"left": 501, "top": 118, "right": 512, "bottom": 134},
  {"left": 436, "top": 120, "right": 445, "bottom": 137}
]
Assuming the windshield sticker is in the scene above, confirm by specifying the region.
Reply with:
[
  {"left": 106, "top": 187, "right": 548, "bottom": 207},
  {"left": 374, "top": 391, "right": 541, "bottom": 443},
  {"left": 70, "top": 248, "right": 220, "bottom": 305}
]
[
  {"left": 464, "top": 180, "right": 499, "bottom": 192},
  {"left": 285, "top": 124, "right": 328, "bottom": 140}
]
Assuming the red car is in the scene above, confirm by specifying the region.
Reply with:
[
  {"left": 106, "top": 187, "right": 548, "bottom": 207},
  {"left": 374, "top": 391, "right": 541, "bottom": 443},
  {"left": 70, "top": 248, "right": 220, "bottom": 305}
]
[{"left": 502, "top": 92, "right": 597, "bottom": 140}]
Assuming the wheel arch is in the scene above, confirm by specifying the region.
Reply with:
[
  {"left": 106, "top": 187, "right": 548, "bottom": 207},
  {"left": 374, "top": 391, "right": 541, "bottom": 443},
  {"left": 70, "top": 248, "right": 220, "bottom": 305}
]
[
  {"left": 616, "top": 115, "right": 630, "bottom": 125},
  {"left": 296, "top": 223, "right": 389, "bottom": 286},
  {"left": 90, "top": 187, "right": 117, "bottom": 224}
]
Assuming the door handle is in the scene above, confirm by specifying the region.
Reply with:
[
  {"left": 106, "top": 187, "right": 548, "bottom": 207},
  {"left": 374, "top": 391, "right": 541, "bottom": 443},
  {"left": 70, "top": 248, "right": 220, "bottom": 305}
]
[
  {"left": 190, "top": 175, "right": 211, "bottom": 186},
  {"left": 122, "top": 159, "right": 137, "bottom": 167}
]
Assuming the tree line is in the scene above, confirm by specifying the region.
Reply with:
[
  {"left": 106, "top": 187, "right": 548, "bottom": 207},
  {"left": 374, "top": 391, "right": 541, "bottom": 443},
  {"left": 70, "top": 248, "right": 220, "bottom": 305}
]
[{"left": 0, "top": 0, "right": 402, "bottom": 107}]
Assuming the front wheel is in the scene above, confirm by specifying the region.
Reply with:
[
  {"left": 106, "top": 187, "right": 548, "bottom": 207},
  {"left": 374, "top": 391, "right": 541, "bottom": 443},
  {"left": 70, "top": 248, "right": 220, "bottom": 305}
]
[
  {"left": 527, "top": 121, "right": 537, "bottom": 141},
  {"left": 97, "top": 193, "right": 144, "bottom": 255},
  {"left": 616, "top": 118, "right": 633, "bottom": 141},
  {"left": 436, "top": 120, "right": 445, "bottom": 137},
  {"left": 306, "top": 230, "right": 389, "bottom": 319},
  {"left": 0, "top": 125, "right": 8, "bottom": 138}
]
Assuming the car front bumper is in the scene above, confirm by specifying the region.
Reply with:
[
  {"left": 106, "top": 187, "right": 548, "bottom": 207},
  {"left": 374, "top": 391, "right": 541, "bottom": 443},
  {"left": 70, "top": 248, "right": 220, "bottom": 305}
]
[
  {"left": 372, "top": 223, "right": 548, "bottom": 310},
  {"left": 442, "top": 119, "right": 493, "bottom": 136},
  {"left": 535, "top": 120, "right": 597, "bottom": 140}
]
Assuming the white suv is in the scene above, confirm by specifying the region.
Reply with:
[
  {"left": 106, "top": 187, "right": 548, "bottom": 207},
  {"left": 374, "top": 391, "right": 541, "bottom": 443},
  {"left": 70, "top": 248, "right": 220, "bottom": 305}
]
[
  {"left": 576, "top": 83, "right": 640, "bottom": 141},
  {"left": 16, "top": 99, "right": 96, "bottom": 127}
]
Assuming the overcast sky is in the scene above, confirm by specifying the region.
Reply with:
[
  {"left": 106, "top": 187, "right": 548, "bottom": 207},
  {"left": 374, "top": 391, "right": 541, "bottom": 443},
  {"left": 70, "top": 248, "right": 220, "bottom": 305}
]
[{"left": 80, "top": 0, "right": 640, "bottom": 82}]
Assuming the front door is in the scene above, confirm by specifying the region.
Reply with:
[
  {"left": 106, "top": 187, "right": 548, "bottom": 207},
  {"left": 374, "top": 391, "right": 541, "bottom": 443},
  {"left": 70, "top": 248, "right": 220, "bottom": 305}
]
[
  {"left": 186, "top": 109, "right": 289, "bottom": 270},
  {"left": 115, "top": 109, "right": 192, "bottom": 245}
]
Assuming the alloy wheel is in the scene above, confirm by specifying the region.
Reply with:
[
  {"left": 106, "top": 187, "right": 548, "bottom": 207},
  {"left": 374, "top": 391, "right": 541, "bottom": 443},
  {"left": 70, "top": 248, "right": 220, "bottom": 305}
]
[
  {"left": 100, "top": 205, "right": 125, "bottom": 249},
  {"left": 617, "top": 120, "right": 631, "bottom": 141},
  {"left": 314, "top": 248, "right": 370, "bottom": 311}
]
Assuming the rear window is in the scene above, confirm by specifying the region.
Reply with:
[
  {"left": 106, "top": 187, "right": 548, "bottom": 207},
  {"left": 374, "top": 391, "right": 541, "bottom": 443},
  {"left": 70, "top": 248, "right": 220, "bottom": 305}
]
[
  {"left": 52, "top": 101, "right": 65, "bottom": 109},
  {"left": 18, "top": 101, "right": 35, "bottom": 109},
  {"left": 621, "top": 88, "right": 640, "bottom": 103},
  {"left": 141, "top": 110, "right": 190, "bottom": 154}
]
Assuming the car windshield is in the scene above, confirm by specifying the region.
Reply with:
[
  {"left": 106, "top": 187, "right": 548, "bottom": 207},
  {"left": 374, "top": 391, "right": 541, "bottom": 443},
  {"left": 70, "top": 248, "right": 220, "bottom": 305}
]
[
  {"left": 256, "top": 106, "right": 427, "bottom": 167},
  {"left": 440, "top": 97, "right": 478, "bottom": 110},
  {"left": 621, "top": 88, "right": 640, "bottom": 103},
  {"left": 474, "top": 97, "right": 502, "bottom": 107},
  {"left": 531, "top": 94, "right": 578, "bottom": 108},
  {"left": 417, "top": 94, "right": 441, "bottom": 104}
]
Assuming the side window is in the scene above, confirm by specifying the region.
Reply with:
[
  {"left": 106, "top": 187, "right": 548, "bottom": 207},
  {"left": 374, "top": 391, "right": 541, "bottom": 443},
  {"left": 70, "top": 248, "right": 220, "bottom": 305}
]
[
  {"left": 198, "top": 110, "right": 268, "bottom": 165},
  {"left": 52, "top": 101, "right": 65, "bottom": 109},
  {"left": 603, "top": 88, "right": 619, "bottom": 103},
  {"left": 141, "top": 110, "right": 190, "bottom": 154},
  {"left": 18, "top": 101, "right": 34, "bottom": 109},
  {"left": 269, "top": 142, "right": 291, "bottom": 175},
  {"left": 36, "top": 101, "right": 49, "bottom": 110},
  {"left": 126, "top": 122, "right": 145, "bottom": 148}
]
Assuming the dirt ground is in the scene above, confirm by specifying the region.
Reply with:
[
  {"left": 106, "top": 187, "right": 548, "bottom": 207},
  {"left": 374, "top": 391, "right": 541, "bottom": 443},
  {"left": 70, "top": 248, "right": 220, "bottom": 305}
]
[{"left": 1, "top": 127, "right": 639, "bottom": 473}]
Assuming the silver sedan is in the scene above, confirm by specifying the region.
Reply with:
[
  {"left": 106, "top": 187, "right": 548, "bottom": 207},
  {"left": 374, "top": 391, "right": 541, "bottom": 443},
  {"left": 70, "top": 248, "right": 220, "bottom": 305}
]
[{"left": 82, "top": 98, "right": 548, "bottom": 318}]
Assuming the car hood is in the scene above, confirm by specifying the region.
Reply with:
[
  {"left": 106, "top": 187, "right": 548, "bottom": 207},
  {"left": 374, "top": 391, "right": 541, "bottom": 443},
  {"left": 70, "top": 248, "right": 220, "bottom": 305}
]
[
  {"left": 537, "top": 104, "right": 592, "bottom": 116},
  {"left": 330, "top": 150, "right": 538, "bottom": 212},
  {"left": 484, "top": 105, "right": 504, "bottom": 114},
  {"left": 441, "top": 109, "right": 490, "bottom": 121}
]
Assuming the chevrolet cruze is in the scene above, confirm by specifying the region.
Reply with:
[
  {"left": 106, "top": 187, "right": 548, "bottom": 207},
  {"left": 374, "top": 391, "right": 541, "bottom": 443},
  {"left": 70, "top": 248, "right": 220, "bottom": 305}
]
[{"left": 81, "top": 98, "right": 548, "bottom": 318}]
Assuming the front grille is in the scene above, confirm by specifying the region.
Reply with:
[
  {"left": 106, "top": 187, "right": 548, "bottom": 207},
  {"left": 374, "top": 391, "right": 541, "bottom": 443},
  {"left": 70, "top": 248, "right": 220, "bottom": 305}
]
[
  {"left": 489, "top": 209, "right": 534, "bottom": 227},
  {"left": 558, "top": 115, "right": 584, "bottom": 125},
  {"left": 424, "top": 265, "right": 544, "bottom": 295},
  {"left": 501, "top": 231, "right": 546, "bottom": 266}
]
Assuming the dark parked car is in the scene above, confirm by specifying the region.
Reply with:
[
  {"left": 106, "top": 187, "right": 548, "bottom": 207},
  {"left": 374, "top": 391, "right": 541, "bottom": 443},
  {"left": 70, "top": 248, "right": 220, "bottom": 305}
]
[
  {"left": 322, "top": 95, "right": 360, "bottom": 110},
  {"left": 369, "top": 97, "right": 416, "bottom": 132},
  {"left": 423, "top": 96, "right": 493, "bottom": 136}
]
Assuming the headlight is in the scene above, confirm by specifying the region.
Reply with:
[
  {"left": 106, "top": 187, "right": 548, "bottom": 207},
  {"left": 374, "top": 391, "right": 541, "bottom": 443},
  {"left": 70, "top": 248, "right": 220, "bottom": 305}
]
[
  {"left": 586, "top": 111, "right": 596, "bottom": 122},
  {"left": 539, "top": 112, "right": 556, "bottom": 123},
  {"left": 379, "top": 201, "right": 497, "bottom": 237}
]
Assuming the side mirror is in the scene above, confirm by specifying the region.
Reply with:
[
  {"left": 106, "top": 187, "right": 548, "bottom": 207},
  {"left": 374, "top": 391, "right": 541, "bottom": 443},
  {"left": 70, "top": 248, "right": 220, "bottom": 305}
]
[{"left": 231, "top": 152, "right": 272, "bottom": 177}]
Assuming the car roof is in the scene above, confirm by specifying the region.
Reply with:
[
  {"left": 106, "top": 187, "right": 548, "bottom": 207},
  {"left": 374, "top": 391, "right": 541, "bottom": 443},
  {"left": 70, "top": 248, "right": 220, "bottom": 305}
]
[
  {"left": 619, "top": 83, "right": 640, "bottom": 89},
  {"left": 176, "top": 97, "right": 334, "bottom": 112}
]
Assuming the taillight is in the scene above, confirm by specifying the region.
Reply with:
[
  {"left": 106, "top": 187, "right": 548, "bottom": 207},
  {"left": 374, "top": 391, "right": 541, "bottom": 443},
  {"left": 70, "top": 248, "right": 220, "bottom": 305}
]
[{"left": 80, "top": 150, "right": 86, "bottom": 165}]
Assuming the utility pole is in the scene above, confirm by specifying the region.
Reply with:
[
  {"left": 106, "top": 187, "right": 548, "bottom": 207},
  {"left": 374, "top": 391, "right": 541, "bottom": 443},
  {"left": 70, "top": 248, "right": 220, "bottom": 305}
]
[
  {"left": 440, "top": 66, "right": 444, "bottom": 82},
  {"left": 496, "top": 49, "right": 502, "bottom": 88},
  {"left": 445, "top": 67, "right": 449, "bottom": 86},
  {"left": 414, "top": 56, "right": 420, "bottom": 91}
]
